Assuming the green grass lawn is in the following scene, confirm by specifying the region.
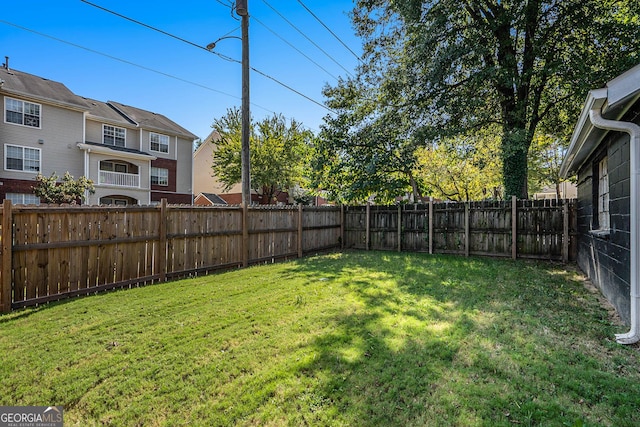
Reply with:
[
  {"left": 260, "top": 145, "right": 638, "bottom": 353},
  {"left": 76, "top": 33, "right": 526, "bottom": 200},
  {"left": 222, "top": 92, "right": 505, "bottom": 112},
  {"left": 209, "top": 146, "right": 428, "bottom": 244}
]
[{"left": 1, "top": 251, "right": 639, "bottom": 426}]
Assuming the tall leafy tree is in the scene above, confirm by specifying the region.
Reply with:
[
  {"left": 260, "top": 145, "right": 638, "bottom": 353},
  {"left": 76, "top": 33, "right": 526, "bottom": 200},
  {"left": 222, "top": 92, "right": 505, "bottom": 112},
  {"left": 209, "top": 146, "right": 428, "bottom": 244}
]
[
  {"left": 415, "top": 130, "right": 502, "bottom": 201},
  {"left": 211, "top": 107, "right": 312, "bottom": 204},
  {"left": 330, "top": 0, "right": 640, "bottom": 198},
  {"left": 528, "top": 134, "right": 572, "bottom": 198},
  {"left": 313, "top": 77, "right": 421, "bottom": 204}
]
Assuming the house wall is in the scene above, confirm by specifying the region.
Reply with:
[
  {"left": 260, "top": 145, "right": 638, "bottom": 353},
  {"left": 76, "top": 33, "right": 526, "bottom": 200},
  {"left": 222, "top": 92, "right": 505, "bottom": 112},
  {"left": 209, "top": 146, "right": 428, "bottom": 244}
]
[
  {"left": 575, "top": 109, "right": 635, "bottom": 324},
  {"left": 1, "top": 95, "right": 87, "bottom": 201},
  {"left": 192, "top": 139, "right": 242, "bottom": 196},
  {"left": 85, "top": 119, "right": 139, "bottom": 149},
  {"left": 175, "top": 136, "right": 193, "bottom": 195}
]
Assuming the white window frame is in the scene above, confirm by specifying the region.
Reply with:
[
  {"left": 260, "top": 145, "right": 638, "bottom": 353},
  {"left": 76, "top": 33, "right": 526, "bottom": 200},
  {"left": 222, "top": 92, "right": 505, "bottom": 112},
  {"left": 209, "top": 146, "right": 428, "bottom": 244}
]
[
  {"left": 4, "top": 97, "right": 41, "bottom": 128},
  {"left": 150, "top": 132, "right": 169, "bottom": 154},
  {"left": 598, "top": 156, "right": 610, "bottom": 230},
  {"left": 6, "top": 193, "right": 40, "bottom": 205},
  {"left": 100, "top": 197, "right": 129, "bottom": 206},
  {"left": 4, "top": 144, "right": 41, "bottom": 173},
  {"left": 103, "top": 124, "right": 126, "bottom": 147},
  {"left": 100, "top": 160, "right": 132, "bottom": 174},
  {"left": 151, "top": 167, "right": 169, "bottom": 186}
]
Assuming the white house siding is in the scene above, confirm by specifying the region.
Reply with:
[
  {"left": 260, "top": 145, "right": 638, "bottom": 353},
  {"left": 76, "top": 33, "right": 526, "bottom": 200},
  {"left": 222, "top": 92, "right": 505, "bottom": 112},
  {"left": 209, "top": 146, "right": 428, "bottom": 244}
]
[
  {"left": 1, "top": 95, "right": 85, "bottom": 180},
  {"left": 142, "top": 129, "right": 176, "bottom": 160},
  {"left": 85, "top": 119, "right": 140, "bottom": 150}
]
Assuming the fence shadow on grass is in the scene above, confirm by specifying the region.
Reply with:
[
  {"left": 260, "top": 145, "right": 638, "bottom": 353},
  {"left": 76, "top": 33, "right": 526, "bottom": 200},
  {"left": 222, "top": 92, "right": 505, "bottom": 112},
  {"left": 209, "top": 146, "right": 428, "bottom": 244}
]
[{"left": 282, "top": 251, "right": 636, "bottom": 426}]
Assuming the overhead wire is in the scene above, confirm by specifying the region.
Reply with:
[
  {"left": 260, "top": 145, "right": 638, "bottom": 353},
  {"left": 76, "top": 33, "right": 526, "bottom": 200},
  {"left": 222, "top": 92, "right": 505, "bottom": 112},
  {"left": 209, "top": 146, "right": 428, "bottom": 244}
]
[
  {"left": 252, "top": 16, "right": 339, "bottom": 82},
  {"left": 295, "top": 0, "right": 361, "bottom": 62},
  {"left": 79, "top": 0, "right": 333, "bottom": 113},
  {"left": 0, "top": 19, "right": 276, "bottom": 115},
  {"left": 260, "top": 0, "right": 353, "bottom": 78}
]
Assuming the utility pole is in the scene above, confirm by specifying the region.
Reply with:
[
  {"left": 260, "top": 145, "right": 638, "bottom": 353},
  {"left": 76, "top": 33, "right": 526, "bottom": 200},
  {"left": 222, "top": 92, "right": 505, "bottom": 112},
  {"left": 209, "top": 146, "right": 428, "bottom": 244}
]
[
  {"left": 237, "top": 0, "right": 250, "bottom": 267},
  {"left": 237, "top": 0, "right": 250, "bottom": 208}
]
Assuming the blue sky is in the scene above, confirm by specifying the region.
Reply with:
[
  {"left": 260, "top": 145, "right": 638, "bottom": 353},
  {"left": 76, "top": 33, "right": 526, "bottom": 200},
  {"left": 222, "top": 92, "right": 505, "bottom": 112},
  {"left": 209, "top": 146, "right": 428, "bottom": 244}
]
[{"left": 0, "top": 0, "right": 361, "bottom": 140}]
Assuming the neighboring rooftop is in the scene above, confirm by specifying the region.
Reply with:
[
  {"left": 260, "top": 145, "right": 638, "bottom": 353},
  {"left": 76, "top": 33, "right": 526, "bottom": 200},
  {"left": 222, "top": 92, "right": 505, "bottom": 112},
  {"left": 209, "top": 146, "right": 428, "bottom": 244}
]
[
  {"left": 0, "top": 67, "right": 88, "bottom": 110},
  {"left": 109, "top": 101, "right": 198, "bottom": 140},
  {"left": 82, "top": 97, "right": 137, "bottom": 126},
  {"left": 199, "top": 193, "right": 228, "bottom": 205},
  {"left": 0, "top": 65, "right": 197, "bottom": 140}
]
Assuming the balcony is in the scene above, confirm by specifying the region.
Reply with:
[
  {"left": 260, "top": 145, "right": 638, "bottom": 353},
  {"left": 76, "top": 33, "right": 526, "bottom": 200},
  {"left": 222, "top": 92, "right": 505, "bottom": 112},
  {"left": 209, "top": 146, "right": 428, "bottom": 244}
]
[{"left": 99, "top": 170, "right": 140, "bottom": 188}]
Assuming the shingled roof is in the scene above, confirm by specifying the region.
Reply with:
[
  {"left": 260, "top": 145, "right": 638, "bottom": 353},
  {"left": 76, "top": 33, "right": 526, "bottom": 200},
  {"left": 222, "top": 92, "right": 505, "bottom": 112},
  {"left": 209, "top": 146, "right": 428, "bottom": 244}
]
[
  {"left": 108, "top": 101, "right": 197, "bottom": 140},
  {"left": 0, "top": 67, "right": 88, "bottom": 110},
  {"left": 81, "top": 97, "right": 137, "bottom": 126}
]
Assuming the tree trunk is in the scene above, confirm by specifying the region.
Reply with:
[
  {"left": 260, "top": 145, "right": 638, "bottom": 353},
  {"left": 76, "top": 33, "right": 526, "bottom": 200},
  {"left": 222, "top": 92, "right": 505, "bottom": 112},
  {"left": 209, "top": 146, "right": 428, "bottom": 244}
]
[{"left": 501, "top": 127, "right": 530, "bottom": 199}]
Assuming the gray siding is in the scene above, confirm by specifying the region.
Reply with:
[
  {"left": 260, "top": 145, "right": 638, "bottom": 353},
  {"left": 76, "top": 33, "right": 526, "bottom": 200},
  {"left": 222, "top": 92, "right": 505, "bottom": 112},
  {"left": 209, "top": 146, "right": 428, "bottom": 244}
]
[
  {"left": 576, "top": 111, "right": 635, "bottom": 324},
  {"left": 1, "top": 95, "right": 85, "bottom": 179},
  {"left": 85, "top": 119, "right": 140, "bottom": 150}
]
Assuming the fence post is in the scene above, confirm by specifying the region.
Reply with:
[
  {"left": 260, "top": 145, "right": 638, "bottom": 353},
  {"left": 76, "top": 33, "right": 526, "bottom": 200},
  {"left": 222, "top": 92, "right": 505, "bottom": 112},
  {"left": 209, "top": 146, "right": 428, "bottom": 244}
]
[
  {"left": 242, "top": 203, "right": 249, "bottom": 267},
  {"left": 562, "top": 200, "right": 569, "bottom": 263},
  {"left": 298, "top": 204, "right": 303, "bottom": 258},
  {"left": 340, "top": 205, "right": 345, "bottom": 250},
  {"left": 365, "top": 202, "right": 371, "bottom": 250},
  {"left": 397, "top": 204, "right": 402, "bottom": 252},
  {"left": 159, "top": 198, "right": 167, "bottom": 282},
  {"left": 465, "top": 202, "right": 470, "bottom": 257},
  {"left": 1, "top": 200, "right": 12, "bottom": 313},
  {"left": 428, "top": 199, "right": 433, "bottom": 255},
  {"left": 511, "top": 195, "right": 517, "bottom": 260}
]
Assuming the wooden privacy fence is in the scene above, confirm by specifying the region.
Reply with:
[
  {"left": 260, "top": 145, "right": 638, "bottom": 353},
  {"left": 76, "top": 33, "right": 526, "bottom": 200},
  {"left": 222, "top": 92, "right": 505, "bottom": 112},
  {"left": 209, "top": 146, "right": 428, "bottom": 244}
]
[
  {"left": 344, "top": 197, "right": 577, "bottom": 261},
  {"left": 0, "top": 198, "right": 576, "bottom": 313},
  {"left": 0, "top": 200, "right": 342, "bottom": 313}
]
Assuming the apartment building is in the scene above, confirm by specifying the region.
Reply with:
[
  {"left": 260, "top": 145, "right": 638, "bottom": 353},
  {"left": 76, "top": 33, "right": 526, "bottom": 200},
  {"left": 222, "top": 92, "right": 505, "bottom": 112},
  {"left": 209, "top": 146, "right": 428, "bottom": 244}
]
[{"left": 0, "top": 65, "right": 196, "bottom": 205}]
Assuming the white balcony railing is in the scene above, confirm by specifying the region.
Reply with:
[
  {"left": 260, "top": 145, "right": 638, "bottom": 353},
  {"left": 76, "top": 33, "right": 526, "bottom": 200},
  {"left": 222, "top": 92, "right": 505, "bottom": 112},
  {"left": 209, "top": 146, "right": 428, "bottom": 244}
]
[{"left": 99, "top": 170, "right": 140, "bottom": 188}]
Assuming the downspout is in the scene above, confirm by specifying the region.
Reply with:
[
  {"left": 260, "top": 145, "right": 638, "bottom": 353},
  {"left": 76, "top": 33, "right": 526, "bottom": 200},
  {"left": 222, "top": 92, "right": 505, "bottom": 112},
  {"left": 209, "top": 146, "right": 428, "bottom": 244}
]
[
  {"left": 82, "top": 111, "right": 90, "bottom": 204},
  {"left": 589, "top": 108, "right": 640, "bottom": 344}
]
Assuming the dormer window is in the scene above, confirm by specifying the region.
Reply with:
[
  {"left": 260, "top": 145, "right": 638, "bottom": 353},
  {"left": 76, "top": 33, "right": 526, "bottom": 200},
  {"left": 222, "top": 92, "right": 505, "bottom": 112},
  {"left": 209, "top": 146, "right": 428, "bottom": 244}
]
[
  {"left": 103, "top": 125, "right": 126, "bottom": 147},
  {"left": 150, "top": 132, "right": 169, "bottom": 153},
  {"left": 5, "top": 97, "right": 41, "bottom": 128}
]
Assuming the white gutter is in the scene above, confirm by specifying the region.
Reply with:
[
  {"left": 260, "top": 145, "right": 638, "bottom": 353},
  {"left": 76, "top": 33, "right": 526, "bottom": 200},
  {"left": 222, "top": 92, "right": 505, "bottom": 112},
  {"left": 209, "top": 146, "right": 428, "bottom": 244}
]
[{"left": 589, "top": 108, "right": 640, "bottom": 345}]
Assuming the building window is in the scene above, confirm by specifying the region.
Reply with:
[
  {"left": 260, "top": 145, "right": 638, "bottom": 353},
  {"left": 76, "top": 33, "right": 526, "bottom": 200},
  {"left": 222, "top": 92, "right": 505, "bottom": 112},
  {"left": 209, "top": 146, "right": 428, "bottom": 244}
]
[
  {"left": 100, "top": 197, "right": 129, "bottom": 206},
  {"left": 150, "top": 133, "right": 169, "bottom": 153},
  {"left": 103, "top": 125, "right": 126, "bottom": 147},
  {"left": 5, "top": 144, "right": 41, "bottom": 172},
  {"left": 6, "top": 193, "right": 40, "bottom": 205},
  {"left": 151, "top": 167, "right": 169, "bottom": 186},
  {"left": 5, "top": 97, "right": 41, "bottom": 128},
  {"left": 100, "top": 161, "right": 132, "bottom": 174},
  {"left": 598, "top": 157, "right": 610, "bottom": 230}
]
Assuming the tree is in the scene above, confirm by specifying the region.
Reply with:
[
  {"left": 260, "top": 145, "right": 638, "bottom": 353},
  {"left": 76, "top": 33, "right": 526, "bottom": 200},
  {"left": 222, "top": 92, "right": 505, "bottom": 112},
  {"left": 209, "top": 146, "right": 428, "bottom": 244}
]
[
  {"left": 528, "top": 134, "right": 572, "bottom": 199},
  {"left": 313, "top": 78, "right": 421, "bottom": 204},
  {"left": 337, "top": 0, "right": 640, "bottom": 198},
  {"left": 414, "top": 130, "right": 502, "bottom": 201},
  {"left": 211, "top": 107, "right": 312, "bottom": 204},
  {"left": 33, "top": 172, "right": 95, "bottom": 204}
]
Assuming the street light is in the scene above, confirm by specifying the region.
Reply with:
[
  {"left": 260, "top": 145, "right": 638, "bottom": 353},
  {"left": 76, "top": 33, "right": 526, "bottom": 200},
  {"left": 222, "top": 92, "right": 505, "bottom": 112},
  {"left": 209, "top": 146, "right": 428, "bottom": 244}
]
[{"left": 205, "top": 36, "right": 241, "bottom": 52}]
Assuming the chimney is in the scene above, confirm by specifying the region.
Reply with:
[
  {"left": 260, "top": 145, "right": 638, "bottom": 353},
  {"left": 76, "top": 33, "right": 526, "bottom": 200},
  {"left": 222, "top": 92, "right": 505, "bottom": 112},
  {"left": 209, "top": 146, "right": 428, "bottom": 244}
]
[{"left": 3, "top": 56, "right": 8, "bottom": 70}]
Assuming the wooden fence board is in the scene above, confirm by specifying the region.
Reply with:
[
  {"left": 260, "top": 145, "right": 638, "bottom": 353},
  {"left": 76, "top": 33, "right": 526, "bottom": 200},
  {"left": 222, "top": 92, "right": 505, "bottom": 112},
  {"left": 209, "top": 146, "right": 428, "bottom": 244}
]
[{"left": 0, "top": 201, "right": 574, "bottom": 312}]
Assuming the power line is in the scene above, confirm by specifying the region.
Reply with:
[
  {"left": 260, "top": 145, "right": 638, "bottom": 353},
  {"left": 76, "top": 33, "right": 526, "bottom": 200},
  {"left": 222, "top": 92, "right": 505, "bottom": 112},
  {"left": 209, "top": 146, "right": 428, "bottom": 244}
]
[
  {"left": 80, "top": 0, "right": 207, "bottom": 53},
  {"left": 261, "top": 0, "right": 353, "bottom": 78},
  {"left": 80, "top": 0, "right": 333, "bottom": 113},
  {"left": 0, "top": 19, "right": 276, "bottom": 115},
  {"left": 295, "top": 0, "right": 361, "bottom": 62},
  {"left": 213, "top": 0, "right": 232, "bottom": 8},
  {"left": 252, "top": 16, "right": 339, "bottom": 81}
]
